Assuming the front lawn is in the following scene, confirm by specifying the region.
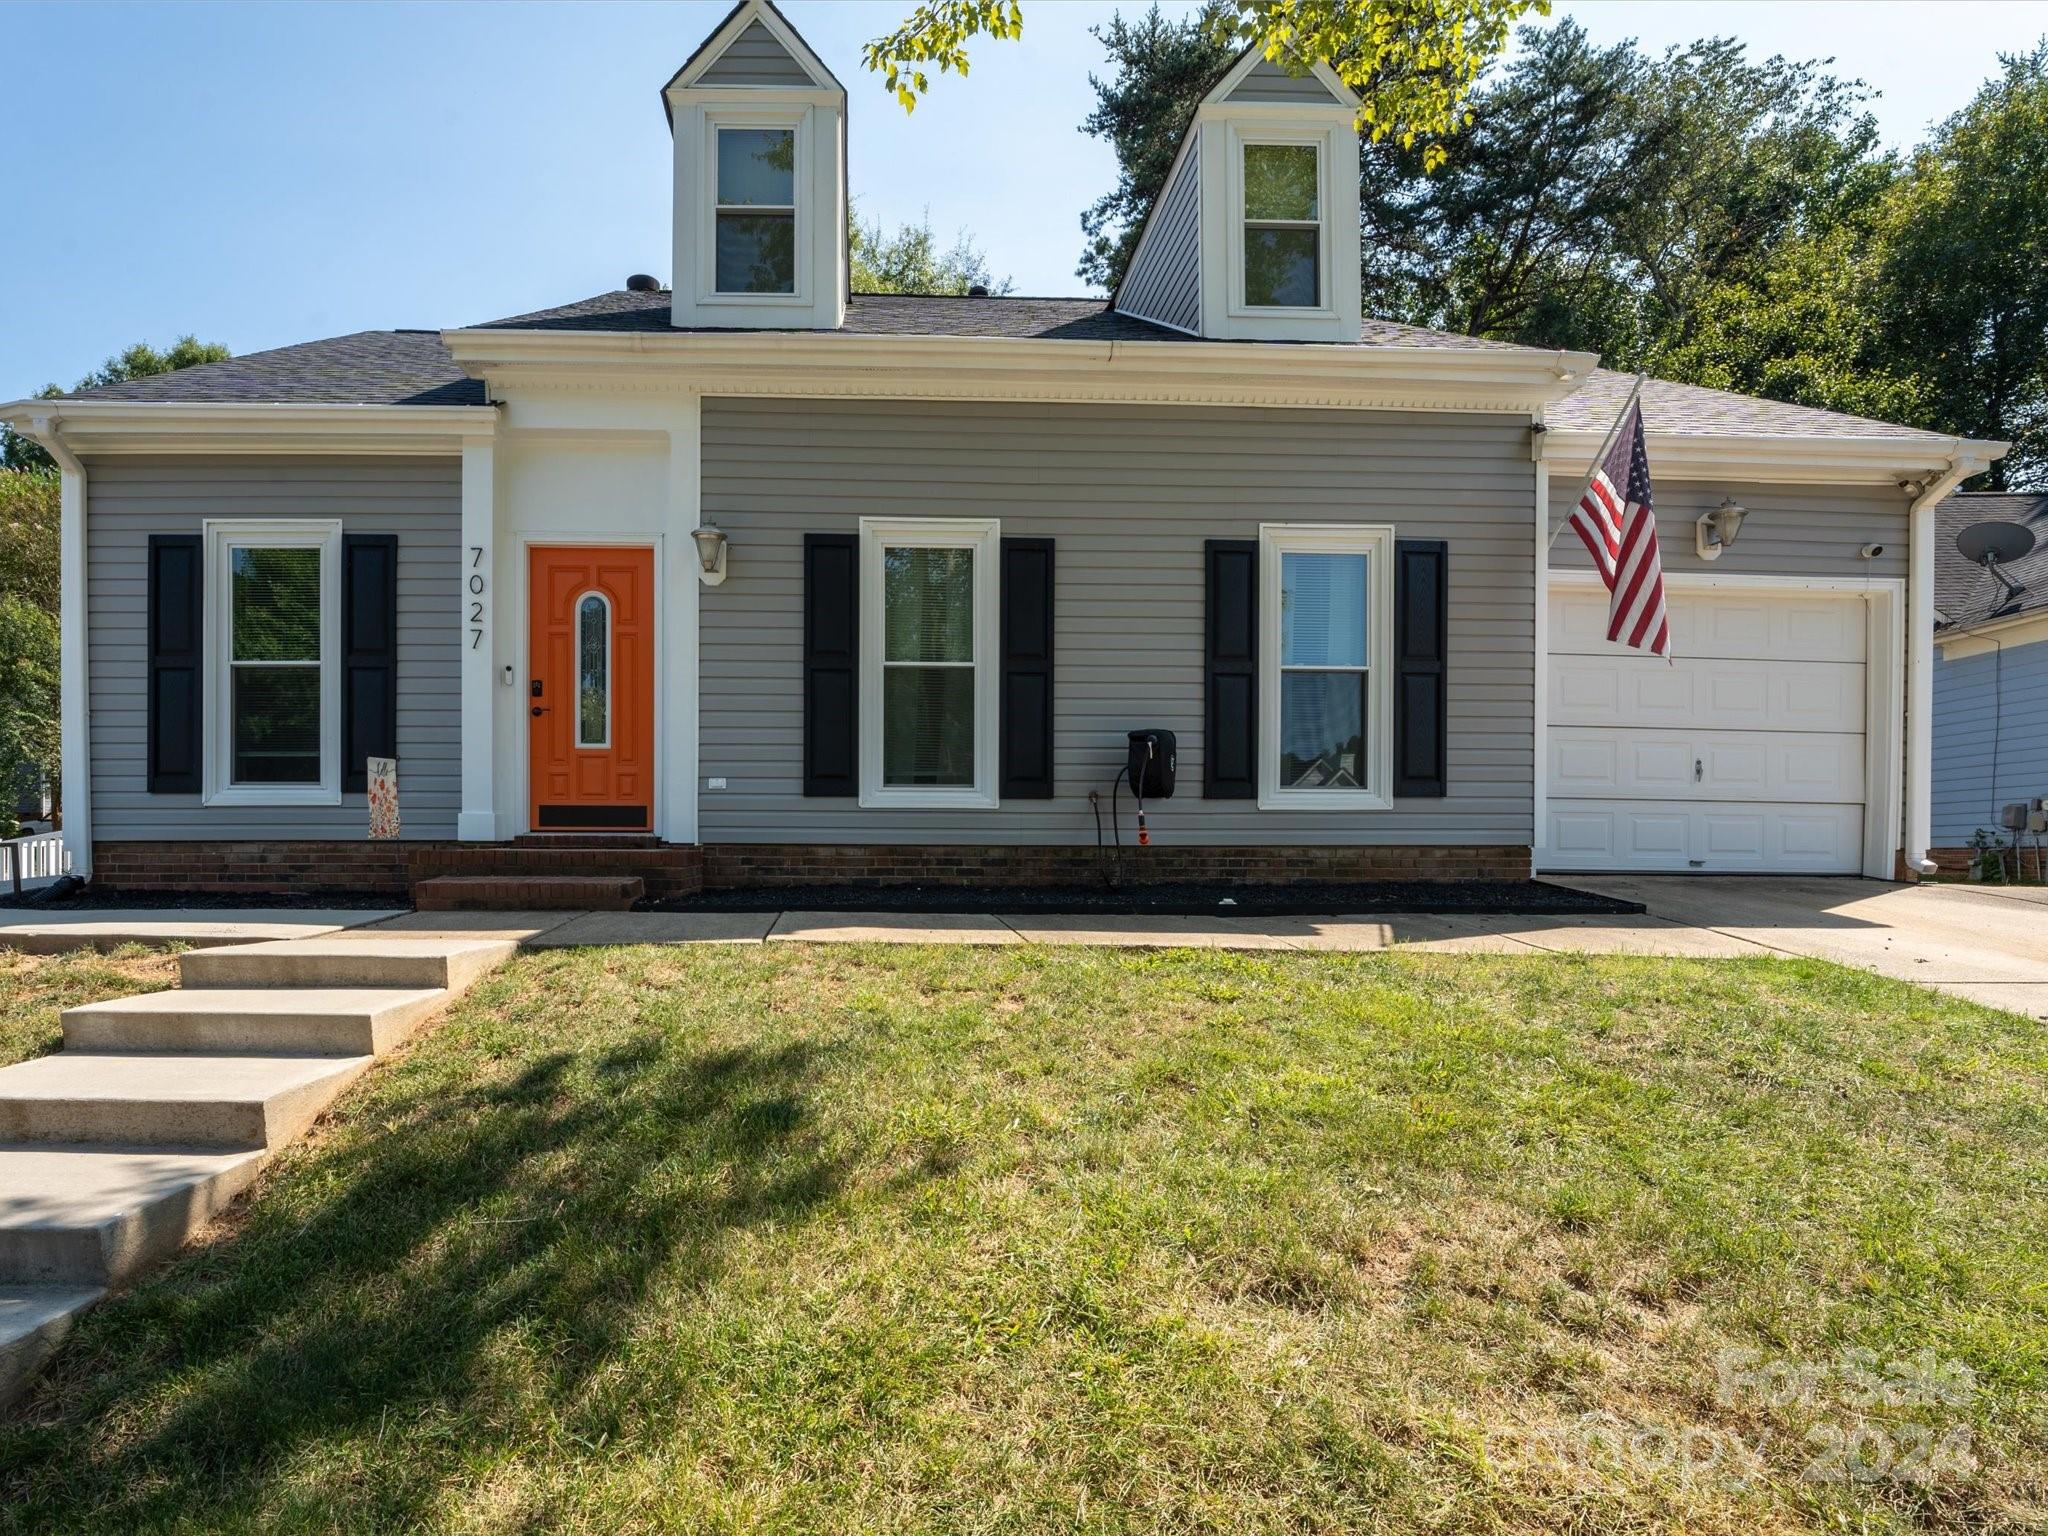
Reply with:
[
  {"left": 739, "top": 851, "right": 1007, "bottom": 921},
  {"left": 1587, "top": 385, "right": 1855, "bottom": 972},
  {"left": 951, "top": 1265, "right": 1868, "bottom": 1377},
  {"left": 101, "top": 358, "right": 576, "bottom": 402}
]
[
  {"left": 0, "top": 944, "right": 178, "bottom": 1068},
  {"left": 2, "top": 945, "right": 2043, "bottom": 1533}
]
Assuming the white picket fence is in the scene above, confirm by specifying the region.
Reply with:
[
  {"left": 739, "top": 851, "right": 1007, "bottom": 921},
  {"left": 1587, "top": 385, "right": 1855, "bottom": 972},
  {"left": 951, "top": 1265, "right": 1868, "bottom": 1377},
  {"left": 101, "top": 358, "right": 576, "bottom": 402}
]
[{"left": 2, "top": 831, "right": 70, "bottom": 895}]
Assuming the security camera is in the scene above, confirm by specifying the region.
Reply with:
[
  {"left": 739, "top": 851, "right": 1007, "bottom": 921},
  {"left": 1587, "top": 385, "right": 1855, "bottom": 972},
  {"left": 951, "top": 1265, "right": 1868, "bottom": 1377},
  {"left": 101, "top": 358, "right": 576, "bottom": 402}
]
[{"left": 1859, "top": 543, "right": 1885, "bottom": 560}]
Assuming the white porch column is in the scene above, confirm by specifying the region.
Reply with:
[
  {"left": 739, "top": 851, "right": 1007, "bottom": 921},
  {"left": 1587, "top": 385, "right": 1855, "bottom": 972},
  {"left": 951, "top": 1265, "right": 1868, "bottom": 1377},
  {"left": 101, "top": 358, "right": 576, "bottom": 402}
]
[
  {"left": 458, "top": 430, "right": 500, "bottom": 841},
  {"left": 1530, "top": 418, "right": 1550, "bottom": 875},
  {"left": 27, "top": 415, "right": 90, "bottom": 877},
  {"left": 662, "top": 395, "right": 702, "bottom": 846},
  {"left": 1904, "top": 452, "right": 1993, "bottom": 876}
]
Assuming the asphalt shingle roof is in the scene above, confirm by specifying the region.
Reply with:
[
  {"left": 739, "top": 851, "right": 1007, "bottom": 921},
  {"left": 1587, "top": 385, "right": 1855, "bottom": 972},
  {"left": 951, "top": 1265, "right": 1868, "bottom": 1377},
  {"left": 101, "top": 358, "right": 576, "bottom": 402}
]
[
  {"left": 1935, "top": 491, "right": 2048, "bottom": 632},
  {"left": 467, "top": 288, "right": 1533, "bottom": 350},
  {"left": 39, "top": 292, "right": 1966, "bottom": 453},
  {"left": 59, "top": 330, "right": 485, "bottom": 407},
  {"left": 1549, "top": 368, "right": 1957, "bottom": 443}
]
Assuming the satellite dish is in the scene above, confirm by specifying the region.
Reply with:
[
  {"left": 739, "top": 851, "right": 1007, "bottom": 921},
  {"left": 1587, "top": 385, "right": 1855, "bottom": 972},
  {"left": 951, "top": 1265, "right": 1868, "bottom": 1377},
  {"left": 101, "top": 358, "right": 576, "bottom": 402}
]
[{"left": 1956, "top": 520, "right": 2037, "bottom": 568}]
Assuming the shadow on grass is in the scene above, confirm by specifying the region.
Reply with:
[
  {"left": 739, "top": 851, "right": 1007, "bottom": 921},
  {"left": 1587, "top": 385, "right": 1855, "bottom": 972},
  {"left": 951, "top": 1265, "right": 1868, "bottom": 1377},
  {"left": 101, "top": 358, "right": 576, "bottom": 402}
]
[{"left": 0, "top": 1024, "right": 849, "bottom": 1530}]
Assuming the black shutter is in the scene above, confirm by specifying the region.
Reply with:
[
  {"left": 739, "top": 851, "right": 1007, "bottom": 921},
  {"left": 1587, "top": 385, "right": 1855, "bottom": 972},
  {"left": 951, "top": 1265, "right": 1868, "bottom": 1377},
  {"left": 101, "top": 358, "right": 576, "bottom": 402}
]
[
  {"left": 1204, "top": 539, "right": 1257, "bottom": 799},
  {"left": 146, "top": 533, "right": 204, "bottom": 794},
  {"left": 803, "top": 533, "right": 859, "bottom": 797},
  {"left": 1393, "top": 538, "right": 1448, "bottom": 798},
  {"left": 342, "top": 534, "right": 399, "bottom": 794},
  {"left": 1000, "top": 537, "right": 1055, "bottom": 798}
]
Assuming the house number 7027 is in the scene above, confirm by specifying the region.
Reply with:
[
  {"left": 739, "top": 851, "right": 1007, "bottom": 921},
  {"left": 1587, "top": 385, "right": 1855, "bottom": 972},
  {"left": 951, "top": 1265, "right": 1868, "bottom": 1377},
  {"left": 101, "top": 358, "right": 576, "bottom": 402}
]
[{"left": 468, "top": 546, "right": 487, "bottom": 650}]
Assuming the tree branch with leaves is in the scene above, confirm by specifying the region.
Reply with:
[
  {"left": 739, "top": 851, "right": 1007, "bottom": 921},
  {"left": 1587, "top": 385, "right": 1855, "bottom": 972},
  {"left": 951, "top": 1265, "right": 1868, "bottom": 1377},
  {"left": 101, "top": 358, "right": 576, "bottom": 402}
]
[{"left": 867, "top": 0, "right": 1546, "bottom": 172}]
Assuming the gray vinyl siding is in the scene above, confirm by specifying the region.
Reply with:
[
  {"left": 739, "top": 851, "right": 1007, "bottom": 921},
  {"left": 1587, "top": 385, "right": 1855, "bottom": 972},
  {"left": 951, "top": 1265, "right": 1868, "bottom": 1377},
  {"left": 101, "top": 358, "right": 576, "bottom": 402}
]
[
  {"left": 86, "top": 457, "right": 460, "bottom": 840},
  {"left": 698, "top": 20, "right": 814, "bottom": 86},
  {"left": 1116, "top": 139, "right": 1202, "bottom": 334},
  {"left": 1932, "top": 637, "right": 2048, "bottom": 845},
  {"left": 1225, "top": 58, "right": 1345, "bottom": 105},
  {"left": 700, "top": 398, "right": 1536, "bottom": 846},
  {"left": 1548, "top": 479, "right": 1909, "bottom": 582}
]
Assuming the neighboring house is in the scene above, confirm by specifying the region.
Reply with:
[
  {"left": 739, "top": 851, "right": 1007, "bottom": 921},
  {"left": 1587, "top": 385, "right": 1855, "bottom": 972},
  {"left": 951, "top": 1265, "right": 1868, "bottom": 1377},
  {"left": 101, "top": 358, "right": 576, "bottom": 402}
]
[
  {"left": 1930, "top": 491, "right": 2048, "bottom": 873},
  {"left": 0, "top": 0, "right": 2010, "bottom": 897}
]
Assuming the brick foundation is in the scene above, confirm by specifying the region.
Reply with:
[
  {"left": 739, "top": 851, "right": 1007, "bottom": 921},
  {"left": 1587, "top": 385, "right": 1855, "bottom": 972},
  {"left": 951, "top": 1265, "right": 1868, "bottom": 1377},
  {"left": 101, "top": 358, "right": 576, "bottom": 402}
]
[
  {"left": 91, "top": 839, "right": 1532, "bottom": 895},
  {"left": 701, "top": 843, "right": 1532, "bottom": 888},
  {"left": 90, "top": 841, "right": 429, "bottom": 896}
]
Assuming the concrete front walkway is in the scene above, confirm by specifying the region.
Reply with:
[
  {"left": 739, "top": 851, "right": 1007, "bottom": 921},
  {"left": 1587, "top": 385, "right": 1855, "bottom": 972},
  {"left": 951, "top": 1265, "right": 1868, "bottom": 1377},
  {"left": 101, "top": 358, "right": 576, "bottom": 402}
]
[{"left": 7, "top": 880, "right": 2045, "bottom": 1019}]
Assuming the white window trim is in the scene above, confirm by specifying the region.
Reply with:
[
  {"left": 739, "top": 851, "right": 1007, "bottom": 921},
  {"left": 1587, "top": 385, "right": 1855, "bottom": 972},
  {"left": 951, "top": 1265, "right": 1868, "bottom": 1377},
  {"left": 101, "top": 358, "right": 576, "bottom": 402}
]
[
  {"left": 858, "top": 516, "right": 1001, "bottom": 810},
  {"left": 202, "top": 518, "right": 343, "bottom": 808},
  {"left": 702, "top": 110, "right": 809, "bottom": 306},
  {"left": 1258, "top": 522, "right": 1396, "bottom": 811},
  {"left": 573, "top": 589, "right": 612, "bottom": 751},
  {"left": 1229, "top": 126, "right": 1334, "bottom": 318}
]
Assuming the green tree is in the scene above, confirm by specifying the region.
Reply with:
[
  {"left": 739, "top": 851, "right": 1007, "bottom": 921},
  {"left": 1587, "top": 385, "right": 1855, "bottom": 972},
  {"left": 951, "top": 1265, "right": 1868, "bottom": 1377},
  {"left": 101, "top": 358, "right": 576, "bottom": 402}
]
[
  {"left": 0, "top": 469, "right": 61, "bottom": 618},
  {"left": 1875, "top": 41, "right": 2048, "bottom": 488},
  {"left": 851, "top": 209, "right": 1013, "bottom": 294},
  {"left": 865, "top": 0, "right": 1546, "bottom": 170},
  {"left": 0, "top": 593, "right": 60, "bottom": 837},
  {"left": 1075, "top": 3, "right": 1237, "bottom": 291},
  {"left": 2, "top": 335, "right": 231, "bottom": 471}
]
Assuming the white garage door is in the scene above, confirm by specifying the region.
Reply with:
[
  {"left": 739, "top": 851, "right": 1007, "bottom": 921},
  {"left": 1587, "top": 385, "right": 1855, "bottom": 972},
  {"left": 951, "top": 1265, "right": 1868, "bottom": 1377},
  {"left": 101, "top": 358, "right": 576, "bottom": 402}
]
[{"left": 1543, "top": 583, "right": 1870, "bottom": 873}]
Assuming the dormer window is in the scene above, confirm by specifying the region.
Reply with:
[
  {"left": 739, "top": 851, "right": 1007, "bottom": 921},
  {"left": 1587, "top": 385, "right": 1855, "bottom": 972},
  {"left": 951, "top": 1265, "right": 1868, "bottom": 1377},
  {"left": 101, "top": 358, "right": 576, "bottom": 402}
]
[
  {"left": 715, "top": 126, "right": 797, "bottom": 294},
  {"left": 1242, "top": 141, "right": 1321, "bottom": 308}
]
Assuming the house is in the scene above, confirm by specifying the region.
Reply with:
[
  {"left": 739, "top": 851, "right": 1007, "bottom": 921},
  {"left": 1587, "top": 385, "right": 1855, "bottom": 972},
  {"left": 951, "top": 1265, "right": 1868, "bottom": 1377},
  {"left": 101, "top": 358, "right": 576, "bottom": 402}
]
[
  {"left": 0, "top": 0, "right": 2009, "bottom": 900},
  {"left": 1930, "top": 491, "right": 2048, "bottom": 874}
]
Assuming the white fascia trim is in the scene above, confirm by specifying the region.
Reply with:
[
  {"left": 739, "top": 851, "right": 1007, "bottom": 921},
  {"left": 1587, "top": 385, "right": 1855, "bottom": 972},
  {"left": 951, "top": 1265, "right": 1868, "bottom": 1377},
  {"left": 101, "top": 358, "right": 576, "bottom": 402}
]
[
  {"left": 1544, "top": 428, "right": 2009, "bottom": 486},
  {"left": 0, "top": 400, "right": 498, "bottom": 456},
  {"left": 1937, "top": 607, "right": 2048, "bottom": 658},
  {"left": 445, "top": 330, "right": 1598, "bottom": 414}
]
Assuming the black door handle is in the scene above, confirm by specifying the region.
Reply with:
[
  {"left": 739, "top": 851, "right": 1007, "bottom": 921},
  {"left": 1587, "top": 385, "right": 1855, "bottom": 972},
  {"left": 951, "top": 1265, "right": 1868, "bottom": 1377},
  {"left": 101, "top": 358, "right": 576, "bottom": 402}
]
[{"left": 531, "top": 706, "right": 550, "bottom": 717}]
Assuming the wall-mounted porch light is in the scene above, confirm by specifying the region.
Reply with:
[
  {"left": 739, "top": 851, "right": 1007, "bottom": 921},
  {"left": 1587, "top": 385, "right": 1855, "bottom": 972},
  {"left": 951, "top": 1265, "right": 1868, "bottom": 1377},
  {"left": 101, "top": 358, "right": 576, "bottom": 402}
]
[
  {"left": 1695, "top": 498, "right": 1747, "bottom": 562},
  {"left": 691, "top": 524, "right": 729, "bottom": 586}
]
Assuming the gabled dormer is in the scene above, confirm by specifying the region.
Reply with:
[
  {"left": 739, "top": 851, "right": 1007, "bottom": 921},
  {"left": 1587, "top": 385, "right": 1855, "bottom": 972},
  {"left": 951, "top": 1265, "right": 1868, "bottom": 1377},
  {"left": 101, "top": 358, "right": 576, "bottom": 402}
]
[
  {"left": 664, "top": 0, "right": 847, "bottom": 330},
  {"left": 1115, "top": 48, "right": 1362, "bottom": 343}
]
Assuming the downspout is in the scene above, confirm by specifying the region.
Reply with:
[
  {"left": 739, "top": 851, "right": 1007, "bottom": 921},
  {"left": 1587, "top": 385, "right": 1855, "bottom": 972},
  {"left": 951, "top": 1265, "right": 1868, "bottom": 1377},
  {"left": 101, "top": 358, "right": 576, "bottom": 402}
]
[
  {"left": 1904, "top": 452, "right": 1992, "bottom": 877},
  {"left": 22, "top": 412, "right": 91, "bottom": 880}
]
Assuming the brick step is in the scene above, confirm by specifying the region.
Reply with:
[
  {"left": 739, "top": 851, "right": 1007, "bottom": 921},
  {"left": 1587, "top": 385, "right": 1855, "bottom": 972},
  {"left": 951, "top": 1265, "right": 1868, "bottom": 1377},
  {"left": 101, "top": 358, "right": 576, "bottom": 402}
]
[{"left": 414, "top": 874, "right": 643, "bottom": 911}]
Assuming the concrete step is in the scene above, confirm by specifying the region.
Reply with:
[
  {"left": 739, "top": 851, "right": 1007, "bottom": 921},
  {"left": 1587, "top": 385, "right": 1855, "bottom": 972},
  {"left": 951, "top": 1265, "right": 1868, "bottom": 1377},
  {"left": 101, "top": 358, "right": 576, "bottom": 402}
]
[
  {"left": 0, "top": 1053, "right": 370, "bottom": 1150},
  {"left": 0, "top": 1284, "right": 105, "bottom": 1409},
  {"left": 414, "top": 874, "right": 643, "bottom": 911},
  {"left": 63, "top": 987, "right": 447, "bottom": 1058},
  {"left": 178, "top": 937, "right": 513, "bottom": 994},
  {"left": 0, "top": 1143, "right": 267, "bottom": 1286}
]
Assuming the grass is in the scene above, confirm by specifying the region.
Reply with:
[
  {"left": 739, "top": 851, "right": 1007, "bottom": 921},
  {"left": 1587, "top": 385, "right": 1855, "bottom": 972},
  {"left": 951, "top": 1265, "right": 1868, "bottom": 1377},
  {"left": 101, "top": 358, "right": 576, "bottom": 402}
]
[
  {"left": 0, "top": 944, "right": 179, "bottom": 1067},
  {"left": 1, "top": 943, "right": 2044, "bottom": 1533}
]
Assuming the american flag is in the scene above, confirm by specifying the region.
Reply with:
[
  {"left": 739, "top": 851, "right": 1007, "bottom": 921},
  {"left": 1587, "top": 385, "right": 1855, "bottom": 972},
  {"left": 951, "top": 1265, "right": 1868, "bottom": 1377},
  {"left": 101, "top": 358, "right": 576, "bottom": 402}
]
[{"left": 1566, "top": 400, "right": 1671, "bottom": 658}]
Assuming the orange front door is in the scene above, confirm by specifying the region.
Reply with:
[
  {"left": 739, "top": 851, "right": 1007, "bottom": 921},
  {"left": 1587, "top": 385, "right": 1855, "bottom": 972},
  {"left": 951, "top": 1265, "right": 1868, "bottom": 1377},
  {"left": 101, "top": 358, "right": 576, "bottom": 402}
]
[{"left": 528, "top": 545, "right": 655, "bottom": 831}]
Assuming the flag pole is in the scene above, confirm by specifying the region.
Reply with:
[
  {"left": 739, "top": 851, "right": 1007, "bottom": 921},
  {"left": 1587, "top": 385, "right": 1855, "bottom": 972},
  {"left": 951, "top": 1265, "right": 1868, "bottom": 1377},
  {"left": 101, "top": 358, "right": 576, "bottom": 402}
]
[{"left": 1547, "top": 372, "right": 1647, "bottom": 548}]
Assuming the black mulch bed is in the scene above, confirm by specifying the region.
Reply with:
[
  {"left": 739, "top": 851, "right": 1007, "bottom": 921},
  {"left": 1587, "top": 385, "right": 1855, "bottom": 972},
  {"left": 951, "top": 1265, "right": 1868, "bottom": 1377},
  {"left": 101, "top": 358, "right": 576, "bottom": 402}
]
[
  {"left": 652, "top": 878, "right": 1643, "bottom": 918},
  {"left": 0, "top": 885, "right": 407, "bottom": 912}
]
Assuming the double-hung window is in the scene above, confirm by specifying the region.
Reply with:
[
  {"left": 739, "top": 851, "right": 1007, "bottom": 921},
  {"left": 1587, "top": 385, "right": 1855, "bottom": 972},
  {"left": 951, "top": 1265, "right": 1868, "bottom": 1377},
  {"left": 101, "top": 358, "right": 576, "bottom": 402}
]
[
  {"left": 204, "top": 520, "right": 341, "bottom": 805},
  {"left": 1259, "top": 524, "right": 1394, "bottom": 809},
  {"left": 858, "top": 517, "right": 1000, "bottom": 808},
  {"left": 714, "top": 125, "right": 797, "bottom": 295},
  {"left": 1242, "top": 141, "right": 1322, "bottom": 309}
]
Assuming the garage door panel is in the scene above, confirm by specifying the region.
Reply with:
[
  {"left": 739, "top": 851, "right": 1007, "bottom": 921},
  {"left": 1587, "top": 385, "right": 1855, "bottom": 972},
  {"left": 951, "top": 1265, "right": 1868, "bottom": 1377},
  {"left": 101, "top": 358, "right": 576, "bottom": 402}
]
[
  {"left": 1553, "top": 586, "right": 1865, "bottom": 662},
  {"left": 1552, "top": 656, "right": 1863, "bottom": 732},
  {"left": 1545, "top": 801, "right": 1864, "bottom": 872},
  {"left": 1551, "top": 728, "right": 1863, "bottom": 802},
  {"left": 1545, "top": 582, "right": 1872, "bottom": 876}
]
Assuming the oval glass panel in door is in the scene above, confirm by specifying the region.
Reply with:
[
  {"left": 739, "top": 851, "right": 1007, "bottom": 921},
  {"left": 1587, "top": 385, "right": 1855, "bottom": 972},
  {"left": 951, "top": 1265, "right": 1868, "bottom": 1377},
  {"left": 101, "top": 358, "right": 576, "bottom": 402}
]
[{"left": 577, "top": 592, "right": 610, "bottom": 748}]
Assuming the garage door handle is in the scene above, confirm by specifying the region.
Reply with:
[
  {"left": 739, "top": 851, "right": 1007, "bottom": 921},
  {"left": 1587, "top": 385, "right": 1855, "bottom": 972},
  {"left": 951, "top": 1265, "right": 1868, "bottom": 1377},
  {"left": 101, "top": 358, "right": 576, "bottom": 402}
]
[{"left": 1695, "top": 758, "right": 1703, "bottom": 782}]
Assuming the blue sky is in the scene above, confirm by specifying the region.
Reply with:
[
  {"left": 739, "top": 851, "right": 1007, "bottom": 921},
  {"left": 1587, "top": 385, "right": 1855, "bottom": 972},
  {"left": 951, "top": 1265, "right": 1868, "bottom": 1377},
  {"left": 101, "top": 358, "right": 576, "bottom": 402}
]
[{"left": 4, "top": 0, "right": 2044, "bottom": 402}]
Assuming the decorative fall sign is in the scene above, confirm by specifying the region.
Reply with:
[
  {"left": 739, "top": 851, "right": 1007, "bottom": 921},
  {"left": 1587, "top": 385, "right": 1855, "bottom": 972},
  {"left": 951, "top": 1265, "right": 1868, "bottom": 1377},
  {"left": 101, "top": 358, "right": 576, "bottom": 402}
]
[{"left": 367, "top": 757, "right": 400, "bottom": 840}]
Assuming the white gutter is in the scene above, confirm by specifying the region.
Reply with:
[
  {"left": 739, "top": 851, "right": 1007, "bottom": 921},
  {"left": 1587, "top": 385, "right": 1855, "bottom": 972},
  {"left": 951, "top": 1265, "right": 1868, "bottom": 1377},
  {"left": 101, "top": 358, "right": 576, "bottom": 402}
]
[
  {"left": 21, "top": 413, "right": 91, "bottom": 880},
  {"left": 1905, "top": 451, "right": 2003, "bottom": 875}
]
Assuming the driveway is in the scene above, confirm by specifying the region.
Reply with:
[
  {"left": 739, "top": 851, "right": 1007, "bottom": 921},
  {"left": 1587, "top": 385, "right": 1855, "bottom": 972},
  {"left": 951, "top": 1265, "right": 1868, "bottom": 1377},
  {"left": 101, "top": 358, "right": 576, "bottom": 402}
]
[{"left": 1563, "top": 875, "right": 2048, "bottom": 1020}]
